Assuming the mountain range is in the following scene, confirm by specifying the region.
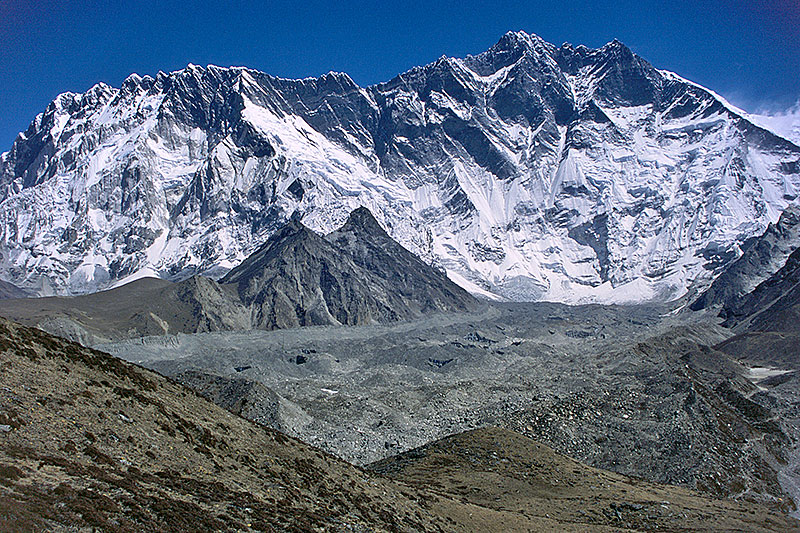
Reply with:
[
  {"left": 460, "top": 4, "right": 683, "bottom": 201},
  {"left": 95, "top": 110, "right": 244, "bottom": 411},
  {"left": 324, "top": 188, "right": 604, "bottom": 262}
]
[
  {"left": 2, "top": 31, "right": 799, "bottom": 302},
  {"left": 3, "top": 28, "right": 800, "bottom": 531}
]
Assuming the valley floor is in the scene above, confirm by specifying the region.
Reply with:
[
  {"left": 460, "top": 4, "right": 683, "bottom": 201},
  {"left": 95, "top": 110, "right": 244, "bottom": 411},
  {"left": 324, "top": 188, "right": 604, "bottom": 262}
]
[
  {"left": 100, "top": 301, "right": 800, "bottom": 517},
  {"left": 1, "top": 317, "right": 797, "bottom": 531}
]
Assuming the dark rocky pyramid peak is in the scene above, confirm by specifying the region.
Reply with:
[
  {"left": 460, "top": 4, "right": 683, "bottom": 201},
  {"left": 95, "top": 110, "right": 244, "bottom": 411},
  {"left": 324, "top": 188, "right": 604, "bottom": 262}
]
[
  {"left": 265, "top": 212, "right": 317, "bottom": 241},
  {"left": 325, "top": 207, "right": 477, "bottom": 314},
  {"left": 597, "top": 38, "right": 640, "bottom": 66},
  {"left": 216, "top": 206, "right": 475, "bottom": 329},
  {"left": 458, "top": 30, "right": 555, "bottom": 78},
  {"left": 219, "top": 215, "right": 323, "bottom": 286},
  {"left": 338, "top": 206, "right": 390, "bottom": 237}
]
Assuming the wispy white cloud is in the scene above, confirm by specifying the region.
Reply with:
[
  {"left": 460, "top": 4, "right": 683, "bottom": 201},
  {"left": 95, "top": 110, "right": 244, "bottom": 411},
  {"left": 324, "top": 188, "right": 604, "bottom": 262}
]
[{"left": 747, "top": 101, "right": 800, "bottom": 146}]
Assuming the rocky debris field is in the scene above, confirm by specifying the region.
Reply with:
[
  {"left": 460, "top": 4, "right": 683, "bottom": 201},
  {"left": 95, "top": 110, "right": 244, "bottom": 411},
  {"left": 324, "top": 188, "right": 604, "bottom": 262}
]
[
  {"left": 102, "top": 301, "right": 800, "bottom": 514},
  {"left": 1, "top": 317, "right": 797, "bottom": 532}
]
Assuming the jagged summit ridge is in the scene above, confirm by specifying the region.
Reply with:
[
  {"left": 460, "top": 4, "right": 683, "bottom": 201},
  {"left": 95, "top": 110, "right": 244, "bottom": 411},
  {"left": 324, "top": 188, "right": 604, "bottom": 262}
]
[
  {"left": 692, "top": 205, "right": 800, "bottom": 313},
  {"left": 1, "top": 31, "right": 799, "bottom": 302}
]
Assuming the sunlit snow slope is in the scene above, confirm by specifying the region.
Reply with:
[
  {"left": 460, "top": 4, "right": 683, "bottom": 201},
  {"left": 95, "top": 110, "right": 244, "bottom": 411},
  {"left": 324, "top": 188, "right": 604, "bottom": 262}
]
[{"left": 2, "top": 31, "right": 799, "bottom": 302}]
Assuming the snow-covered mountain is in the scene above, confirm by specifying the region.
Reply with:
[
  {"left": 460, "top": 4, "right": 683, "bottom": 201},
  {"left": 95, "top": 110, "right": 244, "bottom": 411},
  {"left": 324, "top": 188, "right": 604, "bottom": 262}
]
[
  {"left": 2, "top": 31, "right": 799, "bottom": 302},
  {"left": 748, "top": 104, "right": 800, "bottom": 147}
]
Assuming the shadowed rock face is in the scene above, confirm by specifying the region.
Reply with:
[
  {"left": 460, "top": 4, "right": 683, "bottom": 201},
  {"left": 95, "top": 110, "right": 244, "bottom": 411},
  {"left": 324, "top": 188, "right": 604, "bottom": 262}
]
[
  {"left": 325, "top": 207, "right": 476, "bottom": 314},
  {"left": 720, "top": 246, "right": 800, "bottom": 332},
  {"left": 221, "top": 207, "right": 477, "bottom": 329},
  {"left": 0, "top": 279, "right": 28, "bottom": 299},
  {"left": 221, "top": 217, "right": 387, "bottom": 328},
  {"left": 712, "top": 240, "right": 800, "bottom": 366},
  {"left": 692, "top": 205, "right": 800, "bottom": 314},
  {"left": 691, "top": 203, "right": 800, "bottom": 357}
]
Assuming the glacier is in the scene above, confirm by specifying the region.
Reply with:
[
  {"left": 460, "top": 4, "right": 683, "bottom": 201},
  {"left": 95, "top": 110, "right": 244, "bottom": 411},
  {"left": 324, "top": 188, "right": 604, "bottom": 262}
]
[{"left": 1, "top": 31, "right": 799, "bottom": 302}]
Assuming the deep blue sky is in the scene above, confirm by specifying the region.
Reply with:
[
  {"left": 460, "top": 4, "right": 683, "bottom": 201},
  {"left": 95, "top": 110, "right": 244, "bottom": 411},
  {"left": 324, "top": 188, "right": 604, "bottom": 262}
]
[{"left": 1, "top": 0, "right": 798, "bottom": 149}]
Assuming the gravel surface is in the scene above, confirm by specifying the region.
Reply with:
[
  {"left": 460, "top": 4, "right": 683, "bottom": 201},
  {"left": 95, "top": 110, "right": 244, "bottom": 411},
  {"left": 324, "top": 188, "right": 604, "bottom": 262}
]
[{"left": 101, "top": 302, "right": 799, "bottom": 512}]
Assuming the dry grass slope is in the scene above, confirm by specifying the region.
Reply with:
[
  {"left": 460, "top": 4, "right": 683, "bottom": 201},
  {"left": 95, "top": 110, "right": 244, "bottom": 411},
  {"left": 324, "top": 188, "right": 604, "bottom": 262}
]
[{"left": 0, "top": 319, "right": 452, "bottom": 532}]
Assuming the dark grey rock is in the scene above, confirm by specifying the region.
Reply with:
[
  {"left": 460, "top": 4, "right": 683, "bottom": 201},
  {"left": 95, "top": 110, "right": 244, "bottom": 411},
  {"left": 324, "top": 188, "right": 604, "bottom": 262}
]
[
  {"left": 220, "top": 207, "right": 476, "bottom": 329},
  {"left": 692, "top": 205, "right": 800, "bottom": 313}
]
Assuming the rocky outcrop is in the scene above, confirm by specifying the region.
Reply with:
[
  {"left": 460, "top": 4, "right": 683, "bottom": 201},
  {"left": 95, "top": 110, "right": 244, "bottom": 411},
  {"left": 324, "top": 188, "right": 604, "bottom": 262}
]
[
  {"left": 692, "top": 205, "right": 800, "bottom": 313},
  {"left": 221, "top": 208, "right": 477, "bottom": 329},
  {"left": 174, "top": 370, "right": 313, "bottom": 434}
]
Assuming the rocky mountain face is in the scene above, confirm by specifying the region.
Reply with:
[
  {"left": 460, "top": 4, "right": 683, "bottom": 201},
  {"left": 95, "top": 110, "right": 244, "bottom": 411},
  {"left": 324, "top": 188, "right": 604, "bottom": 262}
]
[
  {"left": 745, "top": 255, "right": 800, "bottom": 335},
  {"left": 0, "top": 279, "right": 28, "bottom": 299},
  {"left": 220, "top": 217, "right": 373, "bottom": 329},
  {"left": 691, "top": 205, "right": 800, "bottom": 313},
  {"left": 221, "top": 207, "right": 475, "bottom": 328},
  {"left": 719, "top": 245, "right": 800, "bottom": 332},
  {"left": 1, "top": 31, "right": 798, "bottom": 302},
  {"left": 710, "top": 234, "right": 800, "bottom": 366},
  {"left": 690, "top": 202, "right": 800, "bottom": 358},
  {"left": 0, "top": 208, "right": 475, "bottom": 338}
]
